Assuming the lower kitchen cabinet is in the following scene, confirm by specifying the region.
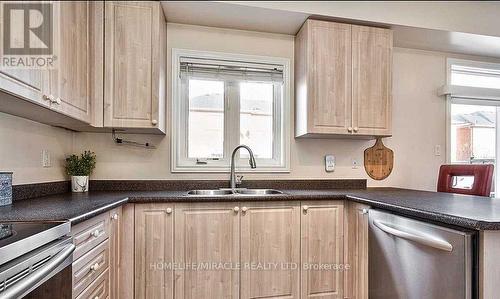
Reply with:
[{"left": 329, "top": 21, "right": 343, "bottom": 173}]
[
  {"left": 70, "top": 209, "right": 122, "bottom": 299},
  {"left": 174, "top": 203, "right": 240, "bottom": 299},
  {"left": 344, "top": 202, "right": 369, "bottom": 299},
  {"left": 108, "top": 207, "right": 122, "bottom": 299},
  {"left": 240, "top": 202, "right": 301, "bottom": 299},
  {"left": 131, "top": 200, "right": 368, "bottom": 299},
  {"left": 301, "top": 201, "right": 344, "bottom": 299},
  {"left": 134, "top": 203, "right": 174, "bottom": 299}
]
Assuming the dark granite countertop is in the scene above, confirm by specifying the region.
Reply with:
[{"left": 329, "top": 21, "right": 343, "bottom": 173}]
[{"left": 2, "top": 187, "right": 500, "bottom": 230}]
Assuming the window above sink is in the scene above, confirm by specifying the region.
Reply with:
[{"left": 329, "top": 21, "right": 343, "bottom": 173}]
[{"left": 171, "top": 49, "right": 291, "bottom": 172}]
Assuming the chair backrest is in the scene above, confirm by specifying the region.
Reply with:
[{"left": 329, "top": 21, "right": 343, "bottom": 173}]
[{"left": 437, "top": 164, "right": 494, "bottom": 197}]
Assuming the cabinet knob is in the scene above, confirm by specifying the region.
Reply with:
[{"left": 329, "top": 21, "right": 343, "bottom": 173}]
[
  {"left": 303, "top": 205, "right": 309, "bottom": 212},
  {"left": 111, "top": 213, "right": 118, "bottom": 220},
  {"left": 362, "top": 208, "right": 369, "bottom": 214},
  {"left": 166, "top": 208, "right": 173, "bottom": 214},
  {"left": 152, "top": 119, "right": 158, "bottom": 126},
  {"left": 94, "top": 297, "right": 99, "bottom": 299},
  {"left": 241, "top": 207, "right": 248, "bottom": 213},
  {"left": 233, "top": 207, "right": 240, "bottom": 213},
  {"left": 54, "top": 97, "right": 61, "bottom": 105},
  {"left": 90, "top": 262, "right": 100, "bottom": 272},
  {"left": 90, "top": 229, "right": 100, "bottom": 238},
  {"left": 347, "top": 127, "right": 353, "bottom": 132},
  {"left": 353, "top": 127, "right": 359, "bottom": 132}
]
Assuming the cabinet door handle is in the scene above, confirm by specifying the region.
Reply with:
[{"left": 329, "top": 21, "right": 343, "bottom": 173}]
[
  {"left": 90, "top": 262, "right": 100, "bottom": 272},
  {"left": 152, "top": 119, "right": 158, "bottom": 126},
  {"left": 303, "top": 205, "right": 309, "bottom": 213},
  {"left": 111, "top": 213, "right": 118, "bottom": 220},
  {"left": 54, "top": 97, "right": 61, "bottom": 105},
  {"left": 241, "top": 207, "right": 248, "bottom": 213},
  {"left": 353, "top": 127, "right": 359, "bottom": 132},
  {"left": 90, "top": 229, "right": 100, "bottom": 238},
  {"left": 166, "top": 208, "right": 173, "bottom": 214},
  {"left": 347, "top": 127, "right": 353, "bottom": 132},
  {"left": 233, "top": 207, "right": 240, "bottom": 213},
  {"left": 362, "top": 208, "right": 369, "bottom": 214}
]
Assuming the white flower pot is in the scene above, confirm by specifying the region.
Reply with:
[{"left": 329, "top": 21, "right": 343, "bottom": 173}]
[{"left": 71, "top": 176, "right": 89, "bottom": 192}]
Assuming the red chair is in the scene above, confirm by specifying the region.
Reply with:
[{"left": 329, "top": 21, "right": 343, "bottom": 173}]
[{"left": 437, "top": 164, "right": 494, "bottom": 197}]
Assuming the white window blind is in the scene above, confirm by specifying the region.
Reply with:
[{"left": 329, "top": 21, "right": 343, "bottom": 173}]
[{"left": 179, "top": 57, "right": 284, "bottom": 83}]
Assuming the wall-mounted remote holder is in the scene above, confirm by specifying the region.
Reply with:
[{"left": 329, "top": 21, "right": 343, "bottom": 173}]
[{"left": 325, "top": 155, "right": 335, "bottom": 172}]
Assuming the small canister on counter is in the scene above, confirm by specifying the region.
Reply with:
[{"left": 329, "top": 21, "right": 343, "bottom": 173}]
[{"left": 0, "top": 172, "right": 13, "bottom": 206}]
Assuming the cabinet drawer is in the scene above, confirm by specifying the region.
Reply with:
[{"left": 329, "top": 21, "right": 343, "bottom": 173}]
[
  {"left": 73, "top": 239, "right": 109, "bottom": 298},
  {"left": 71, "top": 212, "right": 110, "bottom": 260},
  {"left": 76, "top": 268, "right": 109, "bottom": 299}
]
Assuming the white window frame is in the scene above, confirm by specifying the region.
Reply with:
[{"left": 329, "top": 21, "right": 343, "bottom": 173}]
[
  {"left": 443, "top": 58, "right": 500, "bottom": 193},
  {"left": 171, "top": 48, "right": 291, "bottom": 173}
]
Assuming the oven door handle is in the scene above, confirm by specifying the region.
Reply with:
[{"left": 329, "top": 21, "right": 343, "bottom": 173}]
[
  {"left": 373, "top": 219, "right": 453, "bottom": 252},
  {"left": 0, "top": 243, "right": 75, "bottom": 299}
]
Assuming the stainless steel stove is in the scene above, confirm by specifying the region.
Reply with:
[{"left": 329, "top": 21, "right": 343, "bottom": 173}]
[{"left": 0, "top": 221, "right": 74, "bottom": 299}]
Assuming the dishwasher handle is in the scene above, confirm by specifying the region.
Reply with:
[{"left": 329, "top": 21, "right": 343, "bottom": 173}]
[
  {"left": 373, "top": 219, "right": 453, "bottom": 252},
  {"left": 0, "top": 243, "right": 75, "bottom": 299}
]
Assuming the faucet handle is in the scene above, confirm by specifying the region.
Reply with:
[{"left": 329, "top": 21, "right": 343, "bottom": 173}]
[{"left": 235, "top": 175, "right": 244, "bottom": 186}]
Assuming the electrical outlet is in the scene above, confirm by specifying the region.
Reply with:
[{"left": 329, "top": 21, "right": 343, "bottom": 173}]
[
  {"left": 325, "top": 155, "right": 335, "bottom": 172},
  {"left": 351, "top": 158, "right": 359, "bottom": 169},
  {"left": 42, "top": 150, "right": 51, "bottom": 167}
]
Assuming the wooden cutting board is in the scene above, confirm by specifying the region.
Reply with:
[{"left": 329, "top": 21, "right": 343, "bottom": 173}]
[{"left": 364, "top": 138, "right": 394, "bottom": 180}]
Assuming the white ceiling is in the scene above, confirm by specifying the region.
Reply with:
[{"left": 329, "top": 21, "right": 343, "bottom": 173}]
[{"left": 161, "top": 1, "right": 500, "bottom": 59}]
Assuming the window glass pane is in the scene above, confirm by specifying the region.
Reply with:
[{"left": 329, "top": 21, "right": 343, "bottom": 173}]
[
  {"left": 450, "top": 104, "right": 496, "bottom": 164},
  {"left": 239, "top": 82, "right": 274, "bottom": 159},
  {"left": 188, "top": 79, "right": 224, "bottom": 159}
]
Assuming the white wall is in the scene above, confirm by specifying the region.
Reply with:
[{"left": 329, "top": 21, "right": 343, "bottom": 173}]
[
  {"left": 0, "top": 112, "right": 73, "bottom": 185},
  {"left": 73, "top": 23, "right": 455, "bottom": 191}
]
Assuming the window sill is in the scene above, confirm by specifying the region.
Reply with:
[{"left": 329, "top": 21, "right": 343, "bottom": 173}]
[{"left": 171, "top": 166, "right": 290, "bottom": 173}]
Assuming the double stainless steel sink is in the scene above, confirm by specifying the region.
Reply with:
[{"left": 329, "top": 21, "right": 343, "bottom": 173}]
[{"left": 186, "top": 189, "right": 284, "bottom": 196}]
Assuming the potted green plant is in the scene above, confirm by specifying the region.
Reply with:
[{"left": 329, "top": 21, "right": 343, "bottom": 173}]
[{"left": 65, "top": 151, "right": 96, "bottom": 192}]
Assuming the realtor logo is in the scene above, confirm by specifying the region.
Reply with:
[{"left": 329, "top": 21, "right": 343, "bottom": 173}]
[{"left": 1, "top": 2, "right": 55, "bottom": 68}]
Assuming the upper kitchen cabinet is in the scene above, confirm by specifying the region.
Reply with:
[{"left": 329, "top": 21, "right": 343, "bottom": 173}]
[
  {"left": 0, "top": 3, "right": 52, "bottom": 108},
  {"left": 295, "top": 19, "right": 392, "bottom": 138},
  {"left": 352, "top": 25, "right": 392, "bottom": 136},
  {"left": 49, "top": 1, "right": 93, "bottom": 123},
  {"left": 103, "top": 1, "right": 166, "bottom": 133}
]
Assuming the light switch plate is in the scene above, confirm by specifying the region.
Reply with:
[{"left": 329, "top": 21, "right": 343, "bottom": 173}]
[
  {"left": 42, "top": 150, "right": 51, "bottom": 167},
  {"left": 325, "top": 155, "right": 335, "bottom": 172}
]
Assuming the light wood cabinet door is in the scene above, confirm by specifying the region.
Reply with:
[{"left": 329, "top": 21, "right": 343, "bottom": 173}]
[
  {"left": 104, "top": 1, "right": 166, "bottom": 132},
  {"left": 344, "top": 202, "right": 369, "bottom": 299},
  {"left": 0, "top": 3, "right": 51, "bottom": 107},
  {"left": 174, "top": 203, "right": 240, "bottom": 299},
  {"left": 108, "top": 207, "right": 122, "bottom": 299},
  {"left": 352, "top": 25, "right": 392, "bottom": 136},
  {"left": 296, "top": 20, "right": 352, "bottom": 136},
  {"left": 135, "top": 203, "right": 174, "bottom": 299},
  {"left": 50, "top": 1, "right": 92, "bottom": 123},
  {"left": 240, "top": 202, "right": 300, "bottom": 299},
  {"left": 301, "top": 201, "right": 344, "bottom": 299}
]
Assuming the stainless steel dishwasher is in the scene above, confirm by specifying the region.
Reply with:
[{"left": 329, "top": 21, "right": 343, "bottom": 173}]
[{"left": 369, "top": 209, "right": 476, "bottom": 299}]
